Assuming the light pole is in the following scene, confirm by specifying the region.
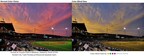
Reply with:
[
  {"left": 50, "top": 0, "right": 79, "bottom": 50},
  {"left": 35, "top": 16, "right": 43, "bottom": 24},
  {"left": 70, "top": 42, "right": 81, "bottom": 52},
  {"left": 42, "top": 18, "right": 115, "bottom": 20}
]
[
  {"left": 51, "top": 27, "right": 54, "bottom": 34},
  {"left": 65, "top": 27, "right": 68, "bottom": 36},
  {"left": 123, "top": 27, "right": 126, "bottom": 35},
  {"left": 137, "top": 27, "right": 140, "bottom": 36}
]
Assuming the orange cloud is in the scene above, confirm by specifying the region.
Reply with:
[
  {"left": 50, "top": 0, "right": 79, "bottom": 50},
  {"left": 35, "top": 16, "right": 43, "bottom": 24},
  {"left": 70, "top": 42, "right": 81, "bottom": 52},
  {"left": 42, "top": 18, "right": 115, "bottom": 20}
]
[
  {"left": 72, "top": 3, "right": 144, "bottom": 36},
  {"left": 0, "top": 3, "right": 71, "bottom": 36}
]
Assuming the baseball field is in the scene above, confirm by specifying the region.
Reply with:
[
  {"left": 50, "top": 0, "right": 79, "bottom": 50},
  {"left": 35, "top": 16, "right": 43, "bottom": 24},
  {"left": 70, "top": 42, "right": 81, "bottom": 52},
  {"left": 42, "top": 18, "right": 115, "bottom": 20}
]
[
  {"left": 102, "top": 41, "right": 144, "bottom": 51},
  {"left": 32, "top": 41, "right": 72, "bottom": 51}
]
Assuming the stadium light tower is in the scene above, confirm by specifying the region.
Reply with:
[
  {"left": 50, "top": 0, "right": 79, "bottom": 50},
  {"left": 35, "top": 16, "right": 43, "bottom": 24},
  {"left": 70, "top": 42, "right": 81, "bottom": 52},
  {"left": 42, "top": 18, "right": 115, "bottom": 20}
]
[
  {"left": 123, "top": 27, "right": 126, "bottom": 35},
  {"left": 65, "top": 27, "right": 68, "bottom": 30},
  {"left": 137, "top": 27, "right": 140, "bottom": 30},
  {"left": 123, "top": 27, "right": 126, "bottom": 30},
  {"left": 137, "top": 27, "right": 140, "bottom": 36},
  {"left": 65, "top": 27, "right": 68, "bottom": 36},
  {"left": 51, "top": 27, "right": 54, "bottom": 34}
]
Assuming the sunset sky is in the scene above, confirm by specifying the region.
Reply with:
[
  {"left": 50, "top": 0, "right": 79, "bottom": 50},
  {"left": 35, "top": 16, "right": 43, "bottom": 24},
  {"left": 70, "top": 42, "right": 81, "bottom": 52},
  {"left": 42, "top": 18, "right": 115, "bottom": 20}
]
[
  {"left": 73, "top": 3, "right": 144, "bottom": 36},
  {"left": 0, "top": 3, "right": 72, "bottom": 36}
]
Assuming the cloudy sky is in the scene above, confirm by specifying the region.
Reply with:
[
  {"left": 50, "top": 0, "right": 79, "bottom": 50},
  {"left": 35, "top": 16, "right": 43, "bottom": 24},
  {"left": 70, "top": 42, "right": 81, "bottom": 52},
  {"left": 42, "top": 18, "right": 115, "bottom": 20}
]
[
  {"left": 73, "top": 3, "right": 144, "bottom": 36},
  {"left": 0, "top": 3, "right": 72, "bottom": 36}
]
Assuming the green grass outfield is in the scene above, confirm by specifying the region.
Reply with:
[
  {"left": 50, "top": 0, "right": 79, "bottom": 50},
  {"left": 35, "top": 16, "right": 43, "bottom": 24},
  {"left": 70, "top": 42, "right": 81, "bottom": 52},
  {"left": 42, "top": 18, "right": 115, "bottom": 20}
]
[
  {"left": 31, "top": 41, "right": 72, "bottom": 51},
  {"left": 102, "top": 41, "right": 144, "bottom": 51}
]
